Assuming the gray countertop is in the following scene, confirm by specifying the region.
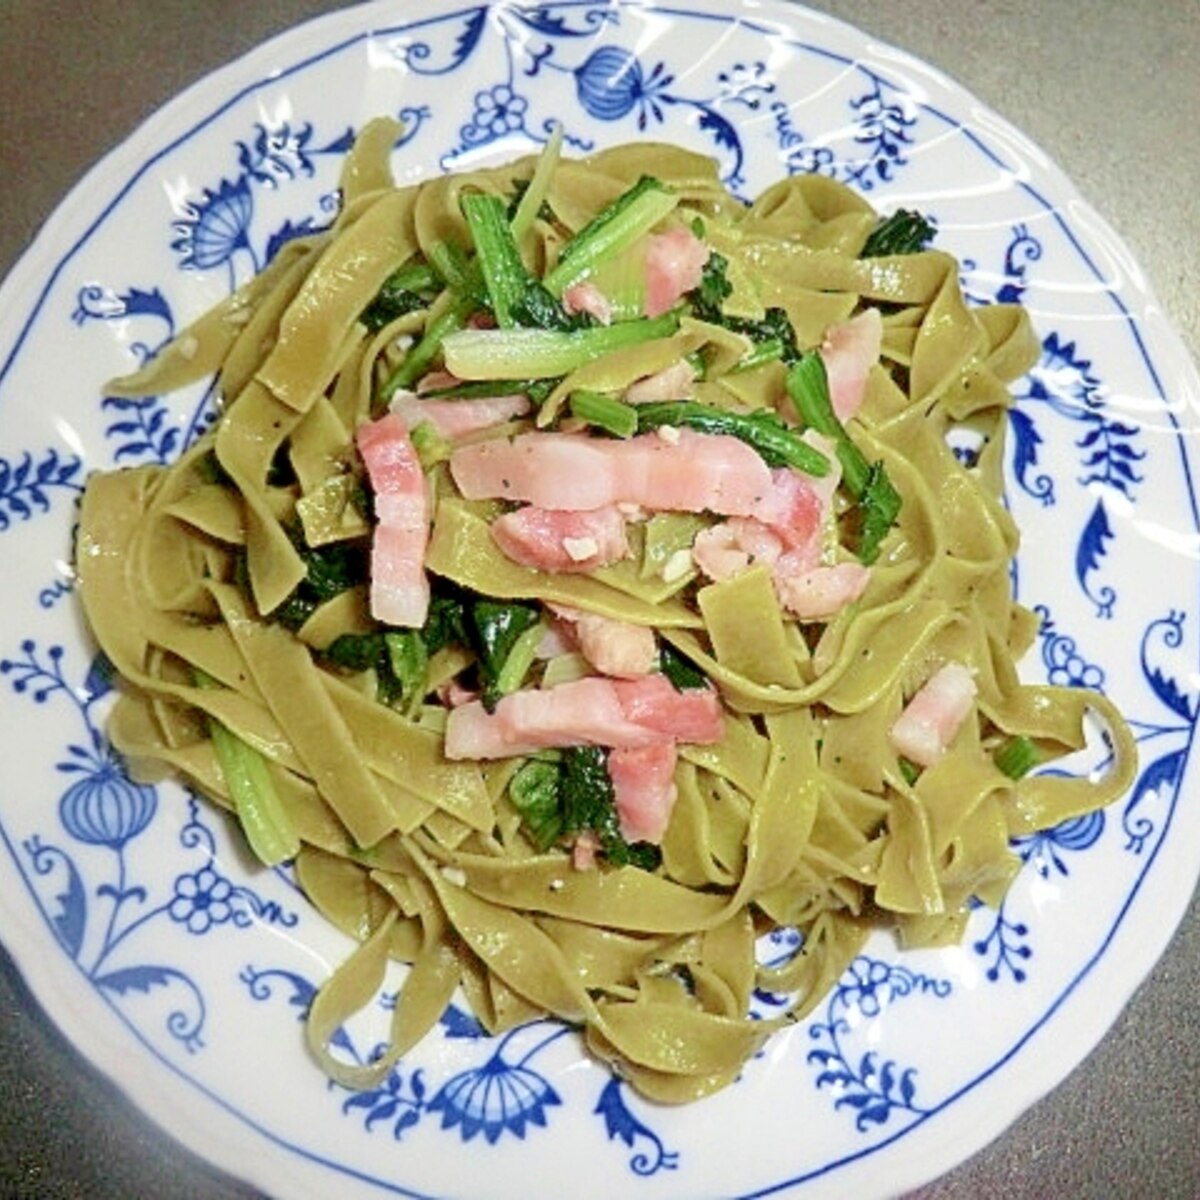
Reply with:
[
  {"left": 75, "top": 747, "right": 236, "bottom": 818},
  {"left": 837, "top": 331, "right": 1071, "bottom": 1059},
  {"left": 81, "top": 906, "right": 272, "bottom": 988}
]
[{"left": 0, "top": 2, "right": 1197, "bottom": 1197}]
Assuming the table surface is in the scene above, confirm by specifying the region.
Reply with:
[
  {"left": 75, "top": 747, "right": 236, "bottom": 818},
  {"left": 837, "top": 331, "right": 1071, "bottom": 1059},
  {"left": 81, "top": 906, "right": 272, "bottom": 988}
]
[{"left": 0, "top": 2, "right": 1197, "bottom": 1197}]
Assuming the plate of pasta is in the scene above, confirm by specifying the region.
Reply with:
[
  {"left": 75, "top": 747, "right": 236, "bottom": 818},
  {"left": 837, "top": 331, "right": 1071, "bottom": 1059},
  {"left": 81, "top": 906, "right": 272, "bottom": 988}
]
[{"left": 1, "top": 2, "right": 1197, "bottom": 1199}]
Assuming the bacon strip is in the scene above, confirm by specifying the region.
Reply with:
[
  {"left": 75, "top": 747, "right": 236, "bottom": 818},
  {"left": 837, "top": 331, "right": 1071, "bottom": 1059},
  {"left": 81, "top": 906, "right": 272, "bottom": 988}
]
[
  {"left": 609, "top": 742, "right": 679, "bottom": 844},
  {"left": 443, "top": 675, "right": 723, "bottom": 760},
  {"left": 490, "top": 505, "right": 630, "bottom": 573},
  {"left": 889, "top": 662, "right": 978, "bottom": 768},
  {"left": 355, "top": 413, "right": 429, "bottom": 627},
  {"left": 549, "top": 605, "right": 657, "bottom": 679},
  {"left": 644, "top": 227, "right": 710, "bottom": 318},
  {"left": 390, "top": 390, "right": 530, "bottom": 441},
  {"left": 821, "top": 308, "right": 882, "bottom": 423},
  {"left": 450, "top": 429, "right": 777, "bottom": 518}
]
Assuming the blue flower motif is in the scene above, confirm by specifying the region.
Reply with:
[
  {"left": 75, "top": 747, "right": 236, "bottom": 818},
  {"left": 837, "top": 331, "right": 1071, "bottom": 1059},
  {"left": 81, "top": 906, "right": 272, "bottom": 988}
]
[
  {"left": 574, "top": 47, "right": 674, "bottom": 127},
  {"left": 172, "top": 178, "right": 253, "bottom": 271},
  {"left": 168, "top": 865, "right": 235, "bottom": 934},
  {"left": 842, "top": 957, "right": 897, "bottom": 1019},
  {"left": 466, "top": 84, "right": 529, "bottom": 142},
  {"left": 58, "top": 754, "right": 156, "bottom": 849},
  {"left": 427, "top": 1050, "right": 561, "bottom": 1143},
  {"left": 1042, "top": 632, "right": 1105, "bottom": 690}
]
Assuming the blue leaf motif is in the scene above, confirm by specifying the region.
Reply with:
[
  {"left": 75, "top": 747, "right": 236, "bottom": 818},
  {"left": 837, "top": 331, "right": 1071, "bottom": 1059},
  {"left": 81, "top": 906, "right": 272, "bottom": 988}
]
[
  {"left": 593, "top": 1077, "right": 679, "bottom": 1175},
  {"left": 52, "top": 864, "right": 88, "bottom": 960},
  {"left": 1075, "top": 498, "right": 1115, "bottom": 616},
  {"left": 1008, "top": 409, "right": 1054, "bottom": 504},
  {"left": 95, "top": 964, "right": 175, "bottom": 995},
  {"left": 365, "top": 1099, "right": 399, "bottom": 1129},
  {"left": 696, "top": 104, "right": 739, "bottom": 154},
  {"left": 439, "top": 1003, "right": 488, "bottom": 1039},
  {"left": 595, "top": 1077, "right": 642, "bottom": 1148},
  {"left": 1122, "top": 748, "right": 1185, "bottom": 854},
  {"left": 1146, "top": 665, "right": 1194, "bottom": 721},
  {"left": 454, "top": 7, "right": 487, "bottom": 63},
  {"left": 118, "top": 287, "right": 173, "bottom": 325},
  {"left": 513, "top": 6, "right": 610, "bottom": 36}
]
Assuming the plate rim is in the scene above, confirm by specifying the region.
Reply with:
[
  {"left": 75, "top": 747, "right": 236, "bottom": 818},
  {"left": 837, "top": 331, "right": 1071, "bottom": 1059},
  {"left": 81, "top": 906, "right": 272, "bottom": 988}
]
[{"left": 0, "top": 2, "right": 1198, "bottom": 1198}]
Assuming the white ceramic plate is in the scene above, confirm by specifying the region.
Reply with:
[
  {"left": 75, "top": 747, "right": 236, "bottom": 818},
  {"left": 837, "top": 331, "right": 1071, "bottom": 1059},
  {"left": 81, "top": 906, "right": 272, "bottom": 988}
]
[{"left": 1, "top": 2, "right": 1197, "bottom": 1197}]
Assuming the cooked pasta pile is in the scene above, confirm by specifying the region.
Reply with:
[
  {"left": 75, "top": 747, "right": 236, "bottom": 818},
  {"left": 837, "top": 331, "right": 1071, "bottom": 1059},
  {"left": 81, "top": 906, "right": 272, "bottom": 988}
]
[{"left": 76, "top": 119, "right": 1135, "bottom": 1102}]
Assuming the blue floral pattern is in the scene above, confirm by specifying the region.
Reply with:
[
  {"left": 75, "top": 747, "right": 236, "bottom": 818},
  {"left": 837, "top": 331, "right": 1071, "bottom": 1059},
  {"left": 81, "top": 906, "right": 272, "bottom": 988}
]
[
  {"left": 0, "top": 642, "right": 296, "bottom": 1053},
  {"left": 807, "top": 958, "right": 952, "bottom": 1130},
  {"left": 0, "top": 2, "right": 1196, "bottom": 1197}
]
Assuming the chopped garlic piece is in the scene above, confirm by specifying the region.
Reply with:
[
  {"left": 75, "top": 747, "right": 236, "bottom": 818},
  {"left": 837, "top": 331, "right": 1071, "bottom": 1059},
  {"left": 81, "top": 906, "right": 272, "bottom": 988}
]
[{"left": 563, "top": 536, "right": 599, "bottom": 561}]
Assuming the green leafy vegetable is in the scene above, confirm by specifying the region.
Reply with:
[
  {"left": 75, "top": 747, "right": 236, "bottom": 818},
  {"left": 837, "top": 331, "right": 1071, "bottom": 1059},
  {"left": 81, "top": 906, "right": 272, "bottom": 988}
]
[
  {"left": 426, "top": 239, "right": 487, "bottom": 303},
  {"left": 659, "top": 644, "right": 708, "bottom": 692},
  {"left": 457, "top": 189, "right": 579, "bottom": 329},
  {"left": 324, "top": 629, "right": 428, "bottom": 712},
  {"left": 384, "top": 630, "right": 429, "bottom": 711},
  {"left": 544, "top": 175, "right": 679, "bottom": 295},
  {"left": 785, "top": 351, "right": 901, "bottom": 563},
  {"left": 858, "top": 462, "right": 903, "bottom": 566},
  {"left": 507, "top": 747, "right": 660, "bottom": 868},
  {"left": 379, "top": 292, "right": 477, "bottom": 403},
  {"left": 727, "top": 336, "right": 787, "bottom": 375},
  {"left": 273, "top": 535, "right": 369, "bottom": 631},
  {"left": 467, "top": 599, "right": 541, "bottom": 711},
  {"left": 421, "top": 592, "right": 470, "bottom": 656},
  {"left": 692, "top": 249, "right": 733, "bottom": 316},
  {"left": 860, "top": 209, "right": 936, "bottom": 258},
  {"left": 633, "top": 400, "right": 831, "bottom": 477},
  {"left": 443, "top": 313, "right": 680, "bottom": 381},
  {"left": 492, "top": 620, "right": 545, "bottom": 701},
  {"left": 690, "top": 274, "right": 802, "bottom": 369},
  {"left": 507, "top": 759, "right": 564, "bottom": 850},
  {"left": 569, "top": 389, "right": 638, "bottom": 438},
  {"left": 360, "top": 260, "right": 438, "bottom": 332},
  {"left": 994, "top": 734, "right": 1041, "bottom": 780},
  {"left": 419, "top": 376, "right": 537, "bottom": 400},
  {"left": 196, "top": 672, "right": 299, "bottom": 866}
]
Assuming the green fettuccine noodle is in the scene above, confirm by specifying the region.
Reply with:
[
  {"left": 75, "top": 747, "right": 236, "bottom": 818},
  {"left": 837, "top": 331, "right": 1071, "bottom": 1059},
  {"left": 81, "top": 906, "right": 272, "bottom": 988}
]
[{"left": 74, "top": 119, "right": 1136, "bottom": 1104}]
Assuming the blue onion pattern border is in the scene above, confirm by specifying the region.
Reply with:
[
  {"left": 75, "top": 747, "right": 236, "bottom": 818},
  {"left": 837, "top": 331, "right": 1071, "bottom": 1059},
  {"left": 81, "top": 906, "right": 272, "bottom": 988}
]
[{"left": 0, "top": 2, "right": 1194, "bottom": 1196}]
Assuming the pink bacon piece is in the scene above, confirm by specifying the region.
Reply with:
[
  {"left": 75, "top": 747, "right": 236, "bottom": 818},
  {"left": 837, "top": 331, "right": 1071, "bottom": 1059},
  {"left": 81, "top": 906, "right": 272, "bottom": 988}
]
[
  {"left": 562, "top": 281, "right": 613, "bottom": 325},
  {"left": 450, "top": 429, "right": 776, "bottom": 518},
  {"left": 390, "top": 390, "right": 530, "bottom": 441},
  {"left": 355, "top": 413, "right": 429, "bottom": 627},
  {"left": 644, "top": 227, "right": 710, "bottom": 318},
  {"left": 490, "top": 504, "right": 630, "bottom": 573},
  {"left": 549, "top": 604, "right": 657, "bottom": 679},
  {"left": 773, "top": 559, "right": 871, "bottom": 621},
  {"left": 889, "top": 662, "right": 978, "bottom": 768},
  {"left": 754, "top": 468, "right": 825, "bottom": 555},
  {"left": 821, "top": 308, "right": 883, "bottom": 423},
  {"left": 691, "top": 518, "right": 783, "bottom": 583},
  {"left": 443, "top": 675, "right": 723, "bottom": 760},
  {"left": 609, "top": 742, "right": 679, "bottom": 845}
]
